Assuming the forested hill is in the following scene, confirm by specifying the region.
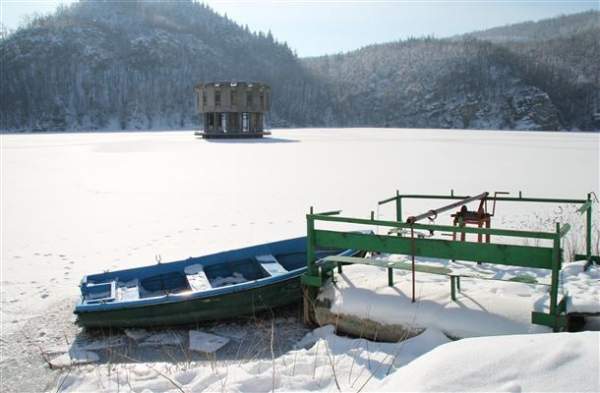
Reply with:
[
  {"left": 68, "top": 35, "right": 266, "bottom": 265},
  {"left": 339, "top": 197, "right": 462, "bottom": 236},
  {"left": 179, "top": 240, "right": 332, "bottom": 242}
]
[
  {"left": 1, "top": 0, "right": 334, "bottom": 131},
  {"left": 1, "top": 1, "right": 598, "bottom": 132},
  {"left": 303, "top": 11, "right": 600, "bottom": 131},
  {"left": 460, "top": 10, "right": 599, "bottom": 42}
]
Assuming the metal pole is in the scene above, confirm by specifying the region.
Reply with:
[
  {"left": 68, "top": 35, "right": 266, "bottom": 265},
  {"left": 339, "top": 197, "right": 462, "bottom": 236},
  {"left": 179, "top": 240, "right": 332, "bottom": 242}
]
[
  {"left": 395, "top": 190, "right": 402, "bottom": 222},
  {"left": 410, "top": 225, "right": 416, "bottom": 303},
  {"left": 586, "top": 193, "right": 592, "bottom": 260},
  {"left": 307, "top": 213, "right": 316, "bottom": 277},
  {"left": 550, "top": 223, "right": 560, "bottom": 327},
  {"left": 406, "top": 192, "right": 489, "bottom": 224}
]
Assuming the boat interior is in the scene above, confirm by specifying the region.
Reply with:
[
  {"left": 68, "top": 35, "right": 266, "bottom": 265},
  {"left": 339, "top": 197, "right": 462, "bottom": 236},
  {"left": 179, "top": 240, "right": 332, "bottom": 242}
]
[{"left": 80, "top": 243, "right": 342, "bottom": 305}]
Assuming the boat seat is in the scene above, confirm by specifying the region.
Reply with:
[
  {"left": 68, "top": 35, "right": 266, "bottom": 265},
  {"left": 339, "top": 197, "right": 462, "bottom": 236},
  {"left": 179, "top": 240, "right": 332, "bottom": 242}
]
[
  {"left": 185, "top": 264, "right": 213, "bottom": 291},
  {"left": 256, "top": 254, "right": 288, "bottom": 276},
  {"left": 118, "top": 279, "right": 140, "bottom": 301}
]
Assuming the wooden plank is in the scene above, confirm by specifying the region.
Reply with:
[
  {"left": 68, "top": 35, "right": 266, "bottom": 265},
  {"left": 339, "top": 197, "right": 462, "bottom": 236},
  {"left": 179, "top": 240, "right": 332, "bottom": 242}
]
[
  {"left": 319, "top": 255, "right": 451, "bottom": 275},
  {"left": 320, "top": 255, "right": 543, "bottom": 285},
  {"left": 314, "top": 230, "right": 555, "bottom": 269}
]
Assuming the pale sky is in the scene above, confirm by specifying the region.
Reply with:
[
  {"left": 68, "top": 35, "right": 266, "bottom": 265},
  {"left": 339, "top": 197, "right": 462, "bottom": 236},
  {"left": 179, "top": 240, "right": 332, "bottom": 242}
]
[{"left": 1, "top": 1, "right": 598, "bottom": 57}]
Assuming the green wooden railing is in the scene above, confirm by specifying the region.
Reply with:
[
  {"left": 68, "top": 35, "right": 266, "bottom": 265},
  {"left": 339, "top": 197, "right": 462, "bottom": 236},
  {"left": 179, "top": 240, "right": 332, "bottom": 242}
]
[{"left": 302, "top": 191, "right": 596, "bottom": 331}]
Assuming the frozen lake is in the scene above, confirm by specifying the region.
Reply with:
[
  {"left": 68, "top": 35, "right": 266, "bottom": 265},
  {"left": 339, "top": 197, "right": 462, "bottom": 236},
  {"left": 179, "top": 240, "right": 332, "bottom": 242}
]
[{"left": 1, "top": 128, "right": 599, "bottom": 335}]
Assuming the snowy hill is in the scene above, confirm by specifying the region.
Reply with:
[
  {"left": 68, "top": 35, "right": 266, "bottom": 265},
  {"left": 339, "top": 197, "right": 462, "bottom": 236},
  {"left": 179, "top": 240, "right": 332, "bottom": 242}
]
[
  {"left": 1, "top": 2, "right": 598, "bottom": 131},
  {"left": 304, "top": 11, "right": 600, "bottom": 131},
  {"left": 461, "top": 10, "right": 599, "bottom": 43},
  {"left": 1, "top": 0, "right": 333, "bottom": 131}
]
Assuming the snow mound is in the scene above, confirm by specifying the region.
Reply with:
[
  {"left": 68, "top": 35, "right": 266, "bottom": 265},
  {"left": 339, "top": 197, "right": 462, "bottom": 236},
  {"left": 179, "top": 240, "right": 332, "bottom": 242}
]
[
  {"left": 321, "top": 263, "right": 552, "bottom": 339},
  {"left": 562, "top": 261, "right": 600, "bottom": 314},
  {"left": 377, "top": 331, "right": 600, "bottom": 392},
  {"left": 57, "top": 327, "right": 450, "bottom": 392}
]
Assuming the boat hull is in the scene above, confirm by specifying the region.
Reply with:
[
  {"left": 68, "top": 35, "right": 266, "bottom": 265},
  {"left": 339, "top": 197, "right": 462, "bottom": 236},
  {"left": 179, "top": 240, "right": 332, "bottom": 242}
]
[{"left": 76, "top": 275, "right": 302, "bottom": 328}]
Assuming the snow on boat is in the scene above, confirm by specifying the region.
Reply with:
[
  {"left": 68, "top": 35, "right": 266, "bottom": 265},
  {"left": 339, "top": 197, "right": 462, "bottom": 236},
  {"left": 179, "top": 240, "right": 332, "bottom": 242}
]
[{"left": 74, "top": 236, "right": 358, "bottom": 328}]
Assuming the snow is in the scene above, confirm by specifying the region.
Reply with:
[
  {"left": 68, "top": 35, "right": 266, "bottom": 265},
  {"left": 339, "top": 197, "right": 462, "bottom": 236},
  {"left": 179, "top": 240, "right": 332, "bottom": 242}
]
[
  {"left": 562, "top": 260, "right": 600, "bottom": 314},
  {"left": 377, "top": 331, "right": 600, "bottom": 392},
  {"left": 52, "top": 327, "right": 599, "bottom": 392},
  {"left": 319, "top": 261, "right": 554, "bottom": 338},
  {"left": 1, "top": 128, "right": 598, "bottom": 391},
  {"left": 56, "top": 326, "right": 451, "bottom": 392},
  {"left": 211, "top": 272, "right": 248, "bottom": 287}
]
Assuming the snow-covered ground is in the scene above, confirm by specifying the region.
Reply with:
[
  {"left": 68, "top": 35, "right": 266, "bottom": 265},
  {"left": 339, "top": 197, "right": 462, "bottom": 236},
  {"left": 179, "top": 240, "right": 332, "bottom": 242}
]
[
  {"left": 51, "top": 327, "right": 600, "bottom": 392},
  {"left": 1, "top": 128, "right": 599, "bottom": 392}
]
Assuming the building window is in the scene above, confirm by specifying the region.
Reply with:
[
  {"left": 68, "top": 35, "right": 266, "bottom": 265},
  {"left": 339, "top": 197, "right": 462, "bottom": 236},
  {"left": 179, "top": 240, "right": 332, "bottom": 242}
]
[
  {"left": 246, "top": 91, "right": 253, "bottom": 106},
  {"left": 202, "top": 91, "right": 207, "bottom": 106},
  {"left": 242, "top": 112, "right": 249, "bottom": 132},
  {"left": 230, "top": 90, "right": 236, "bottom": 106},
  {"left": 215, "top": 91, "right": 221, "bottom": 106},
  {"left": 260, "top": 92, "right": 264, "bottom": 108}
]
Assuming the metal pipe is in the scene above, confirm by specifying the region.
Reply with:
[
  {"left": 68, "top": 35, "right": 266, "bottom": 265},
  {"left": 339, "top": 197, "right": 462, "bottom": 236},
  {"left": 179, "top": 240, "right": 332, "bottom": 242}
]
[{"left": 406, "top": 192, "right": 489, "bottom": 224}]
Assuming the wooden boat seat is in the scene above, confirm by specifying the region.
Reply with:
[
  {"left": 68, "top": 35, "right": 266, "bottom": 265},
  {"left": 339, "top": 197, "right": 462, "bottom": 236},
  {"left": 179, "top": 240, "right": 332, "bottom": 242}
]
[
  {"left": 256, "top": 254, "right": 288, "bottom": 276},
  {"left": 184, "top": 264, "right": 213, "bottom": 291}
]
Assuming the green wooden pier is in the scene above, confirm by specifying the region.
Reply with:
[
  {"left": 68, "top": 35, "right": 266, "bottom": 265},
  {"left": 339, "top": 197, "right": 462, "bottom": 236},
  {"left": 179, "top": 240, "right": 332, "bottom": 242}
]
[{"left": 302, "top": 191, "right": 598, "bottom": 332}]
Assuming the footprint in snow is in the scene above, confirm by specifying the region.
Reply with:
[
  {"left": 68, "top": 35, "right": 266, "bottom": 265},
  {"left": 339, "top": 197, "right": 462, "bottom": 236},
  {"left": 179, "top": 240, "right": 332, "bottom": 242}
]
[
  {"left": 13, "top": 256, "right": 21, "bottom": 259},
  {"left": 40, "top": 294, "right": 48, "bottom": 299}
]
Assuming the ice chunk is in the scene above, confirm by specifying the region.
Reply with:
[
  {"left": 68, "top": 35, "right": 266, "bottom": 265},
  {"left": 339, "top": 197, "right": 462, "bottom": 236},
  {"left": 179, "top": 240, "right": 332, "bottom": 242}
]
[
  {"left": 74, "top": 335, "right": 126, "bottom": 350},
  {"left": 211, "top": 324, "right": 247, "bottom": 341},
  {"left": 124, "top": 328, "right": 149, "bottom": 341},
  {"left": 138, "top": 332, "right": 183, "bottom": 347},
  {"left": 189, "top": 330, "right": 229, "bottom": 353},
  {"left": 50, "top": 349, "right": 100, "bottom": 368}
]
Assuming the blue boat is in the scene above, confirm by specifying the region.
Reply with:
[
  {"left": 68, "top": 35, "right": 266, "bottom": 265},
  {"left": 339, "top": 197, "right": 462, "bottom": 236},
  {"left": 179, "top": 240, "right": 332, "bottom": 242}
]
[{"left": 74, "top": 236, "right": 359, "bottom": 328}]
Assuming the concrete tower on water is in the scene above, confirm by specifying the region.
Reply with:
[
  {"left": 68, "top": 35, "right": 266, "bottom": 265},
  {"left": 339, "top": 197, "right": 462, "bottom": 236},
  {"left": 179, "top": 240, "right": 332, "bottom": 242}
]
[{"left": 195, "top": 82, "right": 271, "bottom": 138}]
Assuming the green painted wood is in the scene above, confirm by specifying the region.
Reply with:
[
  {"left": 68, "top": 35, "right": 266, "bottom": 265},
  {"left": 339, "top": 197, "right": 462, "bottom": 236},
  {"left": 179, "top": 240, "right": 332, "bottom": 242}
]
[
  {"left": 301, "top": 273, "right": 322, "bottom": 287},
  {"left": 531, "top": 311, "right": 567, "bottom": 330},
  {"left": 310, "top": 215, "right": 557, "bottom": 240},
  {"left": 395, "top": 194, "right": 587, "bottom": 205},
  {"left": 507, "top": 275, "right": 539, "bottom": 284},
  {"left": 559, "top": 223, "right": 571, "bottom": 238},
  {"left": 76, "top": 278, "right": 303, "bottom": 328},
  {"left": 575, "top": 254, "right": 600, "bottom": 263},
  {"left": 577, "top": 200, "right": 592, "bottom": 213},
  {"left": 314, "top": 231, "right": 555, "bottom": 269},
  {"left": 586, "top": 193, "right": 592, "bottom": 259}
]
